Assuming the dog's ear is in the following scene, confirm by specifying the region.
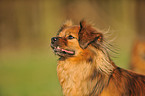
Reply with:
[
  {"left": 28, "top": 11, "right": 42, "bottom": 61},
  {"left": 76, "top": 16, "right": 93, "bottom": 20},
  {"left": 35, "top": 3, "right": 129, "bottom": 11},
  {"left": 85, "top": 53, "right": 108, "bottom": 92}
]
[{"left": 78, "top": 20, "right": 103, "bottom": 49}]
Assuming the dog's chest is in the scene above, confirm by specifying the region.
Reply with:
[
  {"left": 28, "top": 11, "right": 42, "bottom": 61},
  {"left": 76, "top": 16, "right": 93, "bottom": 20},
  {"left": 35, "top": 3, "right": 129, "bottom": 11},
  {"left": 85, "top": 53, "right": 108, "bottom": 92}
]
[{"left": 57, "top": 60, "right": 92, "bottom": 96}]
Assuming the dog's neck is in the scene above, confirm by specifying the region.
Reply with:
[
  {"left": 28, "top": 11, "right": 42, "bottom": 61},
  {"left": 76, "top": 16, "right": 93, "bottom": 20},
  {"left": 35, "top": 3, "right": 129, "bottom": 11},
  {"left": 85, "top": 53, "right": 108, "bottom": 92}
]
[
  {"left": 90, "top": 47, "right": 115, "bottom": 75},
  {"left": 57, "top": 46, "right": 116, "bottom": 96},
  {"left": 88, "top": 47, "right": 116, "bottom": 95}
]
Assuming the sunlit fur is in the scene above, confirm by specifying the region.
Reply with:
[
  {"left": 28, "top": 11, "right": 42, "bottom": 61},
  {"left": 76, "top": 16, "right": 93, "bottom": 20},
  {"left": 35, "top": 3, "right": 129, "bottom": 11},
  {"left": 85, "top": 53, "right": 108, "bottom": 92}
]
[{"left": 51, "top": 20, "right": 145, "bottom": 96}]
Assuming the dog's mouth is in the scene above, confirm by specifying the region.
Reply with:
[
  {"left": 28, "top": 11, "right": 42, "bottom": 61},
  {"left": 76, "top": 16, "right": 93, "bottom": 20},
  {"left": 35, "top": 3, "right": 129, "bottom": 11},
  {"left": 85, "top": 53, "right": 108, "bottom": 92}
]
[{"left": 51, "top": 44, "right": 75, "bottom": 56}]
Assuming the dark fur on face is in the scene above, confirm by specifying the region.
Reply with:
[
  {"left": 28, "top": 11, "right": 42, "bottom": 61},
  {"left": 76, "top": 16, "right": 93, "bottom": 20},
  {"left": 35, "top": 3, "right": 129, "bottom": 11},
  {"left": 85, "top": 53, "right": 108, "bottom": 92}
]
[{"left": 51, "top": 20, "right": 145, "bottom": 96}]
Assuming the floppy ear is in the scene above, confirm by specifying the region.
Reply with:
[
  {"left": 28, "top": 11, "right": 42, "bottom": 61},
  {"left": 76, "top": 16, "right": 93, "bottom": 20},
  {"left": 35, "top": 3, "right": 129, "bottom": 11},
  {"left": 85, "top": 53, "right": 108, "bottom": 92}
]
[{"left": 78, "top": 20, "right": 103, "bottom": 49}]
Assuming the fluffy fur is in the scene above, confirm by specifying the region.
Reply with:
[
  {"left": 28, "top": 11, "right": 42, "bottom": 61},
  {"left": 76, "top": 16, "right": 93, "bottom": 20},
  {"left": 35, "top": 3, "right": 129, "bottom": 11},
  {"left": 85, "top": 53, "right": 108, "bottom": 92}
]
[{"left": 51, "top": 20, "right": 145, "bottom": 96}]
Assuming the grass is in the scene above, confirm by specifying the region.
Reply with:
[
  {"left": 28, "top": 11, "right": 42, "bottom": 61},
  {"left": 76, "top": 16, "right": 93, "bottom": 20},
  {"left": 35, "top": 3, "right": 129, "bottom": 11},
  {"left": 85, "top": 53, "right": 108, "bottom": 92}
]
[{"left": 0, "top": 49, "right": 62, "bottom": 96}]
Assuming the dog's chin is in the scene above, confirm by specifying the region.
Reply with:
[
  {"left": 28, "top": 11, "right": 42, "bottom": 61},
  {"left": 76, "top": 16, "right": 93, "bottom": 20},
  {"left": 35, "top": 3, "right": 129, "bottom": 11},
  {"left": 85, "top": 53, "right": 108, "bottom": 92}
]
[{"left": 51, "top": 45, "right": 75, "bottom": 57}]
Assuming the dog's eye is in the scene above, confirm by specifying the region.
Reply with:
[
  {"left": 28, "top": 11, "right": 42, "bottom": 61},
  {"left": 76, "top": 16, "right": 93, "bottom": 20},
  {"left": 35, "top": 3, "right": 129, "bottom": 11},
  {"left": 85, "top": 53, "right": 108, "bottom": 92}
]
[{"left": 67, "top": 35, "right": 74, "bottom": 39}]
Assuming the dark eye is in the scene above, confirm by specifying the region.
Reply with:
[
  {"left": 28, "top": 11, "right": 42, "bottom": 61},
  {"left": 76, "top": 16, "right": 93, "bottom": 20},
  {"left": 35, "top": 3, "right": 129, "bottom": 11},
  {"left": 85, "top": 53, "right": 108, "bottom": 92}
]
[{"left": 67, "top": 35, "right": 74, "bottom": 39}]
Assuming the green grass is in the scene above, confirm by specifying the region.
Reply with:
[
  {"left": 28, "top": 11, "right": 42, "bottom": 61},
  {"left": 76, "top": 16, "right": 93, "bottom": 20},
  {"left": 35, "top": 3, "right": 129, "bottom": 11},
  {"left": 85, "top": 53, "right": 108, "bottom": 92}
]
[{"left": 0, "top": 49, "right": 62, "bottom": 96}]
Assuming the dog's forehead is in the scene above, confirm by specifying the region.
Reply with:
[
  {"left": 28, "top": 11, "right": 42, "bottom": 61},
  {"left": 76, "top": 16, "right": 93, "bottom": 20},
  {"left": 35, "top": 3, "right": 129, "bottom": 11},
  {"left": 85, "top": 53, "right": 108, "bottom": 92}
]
[{"left": 58, "top": 25, "right": 80, "bottom": 37}]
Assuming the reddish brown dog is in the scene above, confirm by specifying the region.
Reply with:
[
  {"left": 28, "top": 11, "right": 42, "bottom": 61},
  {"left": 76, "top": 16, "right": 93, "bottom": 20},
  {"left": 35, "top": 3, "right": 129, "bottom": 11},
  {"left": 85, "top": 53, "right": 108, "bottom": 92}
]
[{"left": 51, "top": 20, "right": 145, "bottom": 96}]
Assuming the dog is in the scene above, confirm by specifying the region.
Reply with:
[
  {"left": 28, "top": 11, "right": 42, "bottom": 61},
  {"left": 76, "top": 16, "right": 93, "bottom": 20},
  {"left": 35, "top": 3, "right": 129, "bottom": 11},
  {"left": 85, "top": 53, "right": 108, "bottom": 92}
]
[
  {"left": 130, "top": 39, "right": 145, "bottom": 75},
  {"left": 51, "top": 20, "right": 145, "bottom": 96}
]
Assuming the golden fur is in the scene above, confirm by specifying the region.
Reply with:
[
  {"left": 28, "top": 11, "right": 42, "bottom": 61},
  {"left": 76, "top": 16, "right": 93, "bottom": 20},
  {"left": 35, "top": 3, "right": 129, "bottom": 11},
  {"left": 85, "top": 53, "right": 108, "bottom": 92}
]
[
  {"left": 51, "top": 20, "right": 145, "bottom": 96},
  {"left": 130, "top": 39, "right": 145, "bottom": 74}
]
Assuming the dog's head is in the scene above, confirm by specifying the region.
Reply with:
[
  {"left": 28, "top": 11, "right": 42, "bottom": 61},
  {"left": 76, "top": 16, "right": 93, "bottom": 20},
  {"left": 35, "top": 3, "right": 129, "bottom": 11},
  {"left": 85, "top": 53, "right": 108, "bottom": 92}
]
[{"left": 51, "top": 20, "right": 103, "bottom": 57}]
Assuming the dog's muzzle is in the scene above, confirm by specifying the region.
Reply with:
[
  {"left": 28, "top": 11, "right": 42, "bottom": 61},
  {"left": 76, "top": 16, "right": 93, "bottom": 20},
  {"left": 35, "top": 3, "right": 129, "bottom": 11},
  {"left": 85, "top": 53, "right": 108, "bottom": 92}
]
[{"left": 51, "top": 37, "right": 75, "bottom": 56}]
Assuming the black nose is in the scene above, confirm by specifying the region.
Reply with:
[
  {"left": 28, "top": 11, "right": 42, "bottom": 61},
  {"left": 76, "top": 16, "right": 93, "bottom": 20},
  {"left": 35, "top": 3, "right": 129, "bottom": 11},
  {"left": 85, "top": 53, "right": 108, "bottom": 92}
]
[{"left": 51, "top": 37, "right": 58, "bottom": 44}]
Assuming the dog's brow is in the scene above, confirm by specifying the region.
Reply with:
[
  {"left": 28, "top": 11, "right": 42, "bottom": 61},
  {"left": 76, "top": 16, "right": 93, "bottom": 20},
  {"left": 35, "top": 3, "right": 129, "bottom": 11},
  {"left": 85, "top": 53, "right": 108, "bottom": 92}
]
[
  {"left": 66, "top": 32, "right": 78, "bottom": 38},
  {"left": 57, "top": 30, "right": 66, "bottom": 37},
  {"left": 66, "top": 32, "right": 73, "bottom": 35}
]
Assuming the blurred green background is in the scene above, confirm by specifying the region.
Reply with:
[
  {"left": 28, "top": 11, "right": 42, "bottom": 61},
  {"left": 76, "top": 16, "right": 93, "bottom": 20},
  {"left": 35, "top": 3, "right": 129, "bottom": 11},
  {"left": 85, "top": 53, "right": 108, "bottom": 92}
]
[{"left": 0, "top": 0, "right": 144, "bottom": 96}]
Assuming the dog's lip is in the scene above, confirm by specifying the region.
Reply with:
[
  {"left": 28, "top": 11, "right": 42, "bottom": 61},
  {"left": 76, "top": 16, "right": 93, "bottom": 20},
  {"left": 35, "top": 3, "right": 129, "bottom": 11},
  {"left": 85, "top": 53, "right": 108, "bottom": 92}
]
[{"left": 51, "top": 44, "right": 75, "bottom": 55}]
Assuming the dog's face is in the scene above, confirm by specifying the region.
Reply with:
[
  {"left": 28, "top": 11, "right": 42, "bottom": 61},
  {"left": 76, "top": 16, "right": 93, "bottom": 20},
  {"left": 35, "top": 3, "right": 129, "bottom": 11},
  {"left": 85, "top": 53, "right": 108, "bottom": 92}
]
[{"left": 51, "top": 20, "right": 103, "bottom": 57}]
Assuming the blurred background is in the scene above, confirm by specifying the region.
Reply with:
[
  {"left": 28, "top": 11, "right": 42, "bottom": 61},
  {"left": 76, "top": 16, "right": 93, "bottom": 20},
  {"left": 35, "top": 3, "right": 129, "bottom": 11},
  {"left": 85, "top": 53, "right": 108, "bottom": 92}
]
[{"left": 0, "top": 0, "right": 145, "bottom": 96}]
